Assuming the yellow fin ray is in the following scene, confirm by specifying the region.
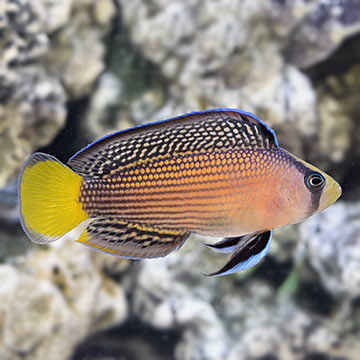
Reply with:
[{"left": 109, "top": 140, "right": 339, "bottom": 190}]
[{"left": 19, "top": 153, "right": 88, "bottom": 244}]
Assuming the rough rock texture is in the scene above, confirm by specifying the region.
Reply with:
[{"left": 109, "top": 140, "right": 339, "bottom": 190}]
[
  {"left": 124, "top": 221, "right": 360, "bottom": 360},
  {"left": 133, "top": 255, "right": 228, "bottom": 360},
  {"left": 78, "top": 0, "right": 359, "bottom": 359},
  {"left": 1, "top": 0, "right": 360, "bottom": 359},
  {"left": 284, "top": 0, "right": 360, "bottom": 69},
  {"left": 0, "top": 0, "right": 67, "bottom": 187},
  {"left": 118, "top": 0, "right": 360, "bottom": 165},
  {"left": 119, "top": 1, "right": 317, "bottom": 149},
  {"left": 0, "top": 239, "right": 128, "bottom": 360},
  {"left": 300, "top": 202, "right": 360, "bottom": 298},
  {"left": 317, "top": 64, "right": 360, "bottom": 165},
  {"left": 0, "top": 0, "right": 115, "bottom": 187}
]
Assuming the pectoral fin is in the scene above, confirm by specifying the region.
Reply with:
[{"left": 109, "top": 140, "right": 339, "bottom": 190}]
[
  {"left": 203, "top": 237, "right": 242, "bottom": 253},
  {"left": 204, "top": 231, "right": 272, "bottom": 276}
]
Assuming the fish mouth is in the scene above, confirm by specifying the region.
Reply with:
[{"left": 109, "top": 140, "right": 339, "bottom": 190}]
[{"left": 320, "top": 177, "right": 342, "bottom": 211}]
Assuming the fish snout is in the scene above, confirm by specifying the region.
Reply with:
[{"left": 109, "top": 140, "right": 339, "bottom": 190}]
[{"left": 320, "top": 176, "right": 342, "bottom": 211}]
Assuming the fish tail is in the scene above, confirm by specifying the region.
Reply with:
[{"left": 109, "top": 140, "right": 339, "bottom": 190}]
[{"left": 18, "top": 153, "right": 89, "bottom": 244}]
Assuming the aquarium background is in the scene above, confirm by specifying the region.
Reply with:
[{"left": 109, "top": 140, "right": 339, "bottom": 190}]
[{"left": 1, "top": 1, "right": 360, "bottom": 359}]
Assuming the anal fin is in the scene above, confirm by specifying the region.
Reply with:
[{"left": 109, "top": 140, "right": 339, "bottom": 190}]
[
  {"left": 204, "top": 231, "right": 272, "bottom": 276},
  {"left": 77, "top": 217, "right": 190, "bottom": 259}
]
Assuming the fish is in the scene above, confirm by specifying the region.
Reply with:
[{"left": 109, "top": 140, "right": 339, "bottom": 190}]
[{"left": 18, "top": 108, "right": 341, "bottom": 276}]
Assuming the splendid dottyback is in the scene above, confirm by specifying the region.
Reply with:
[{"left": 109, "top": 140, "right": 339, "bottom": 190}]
[{"left": 18, "top": 109, "right": 341, "bottom": 276}]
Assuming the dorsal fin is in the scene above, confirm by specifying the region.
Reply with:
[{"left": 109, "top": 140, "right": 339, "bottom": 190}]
[{"left": 68, "top": 108, "right": 278, "bottom": 178}]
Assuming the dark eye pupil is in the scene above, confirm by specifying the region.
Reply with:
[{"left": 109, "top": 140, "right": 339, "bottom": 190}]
[
  {"left": 305, "top": 172, "right": 325, "bottom": 191},
  {"left": 310, "top": 176, "right": 323, "bottom": 186}
]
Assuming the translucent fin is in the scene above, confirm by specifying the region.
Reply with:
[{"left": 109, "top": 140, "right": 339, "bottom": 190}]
[
  {"left": 18, "top": 153, "right": 88, "bottom": 244},
  {"left": 204, "top": 231, "right": 273, "bottom": 277},
  {"left": 76, "top": 217, "right": 191, "bottom": 259},
  {"left": 67, "top": 108, "right": 278, "bottom": 179}
]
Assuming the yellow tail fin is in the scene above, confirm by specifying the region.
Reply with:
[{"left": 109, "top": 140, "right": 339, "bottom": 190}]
[{"left": 18, "top": 153, "right": 89, "bottom": 244}]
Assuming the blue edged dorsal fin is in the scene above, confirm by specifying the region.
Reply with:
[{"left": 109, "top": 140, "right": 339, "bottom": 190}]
[
  {"left": 67, "top": 108, "right": 278, "bottom": 178},
  {"left": 204, "top": 231, "right": 273, "bottom": 277}
]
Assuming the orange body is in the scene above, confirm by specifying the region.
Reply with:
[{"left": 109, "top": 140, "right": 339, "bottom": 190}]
[
  {"left": 18, "top": 108, "right": 342, "bottom": 275},
  {"left": 80, "top": 148, "right": 299, "bottom": 237}
]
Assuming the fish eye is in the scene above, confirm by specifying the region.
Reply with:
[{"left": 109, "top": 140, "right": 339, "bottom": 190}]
[{"left": 305, "top": 172, "right": 326, "bottom": 191}]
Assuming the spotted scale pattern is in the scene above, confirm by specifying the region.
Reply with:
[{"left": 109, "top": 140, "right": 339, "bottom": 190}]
[
  {"left": 80, "top": 147, "right": 293, "bottom": 235},
  {"left": 19, "top": 107, "right": 341, "bottom": 272},
  {"left": 69, "top": 111, "right": 277, "bottom": 179}
]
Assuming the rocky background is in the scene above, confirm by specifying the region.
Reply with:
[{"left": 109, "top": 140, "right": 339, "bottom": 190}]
[{"left": 0, "top": 0, "right": 360, "bottom": 359}]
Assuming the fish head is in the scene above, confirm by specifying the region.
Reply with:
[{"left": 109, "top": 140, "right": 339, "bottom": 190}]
[
  {"left": 283, "top": 152, "right": 342, "bottom": 221},
  {"left": 309, "top": 166, "right": 342, "bottom": 214}
]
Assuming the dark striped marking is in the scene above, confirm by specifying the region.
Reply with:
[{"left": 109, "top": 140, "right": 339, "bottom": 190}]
[
  {"left": 294, "top": 160, "right": 323, "bottom": 214},
  {"left": 82, "top": 217, "right": 190, "bottom": 258},
  {"left": 68, "top": 110, "right": 278, "bottom": 179}
]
